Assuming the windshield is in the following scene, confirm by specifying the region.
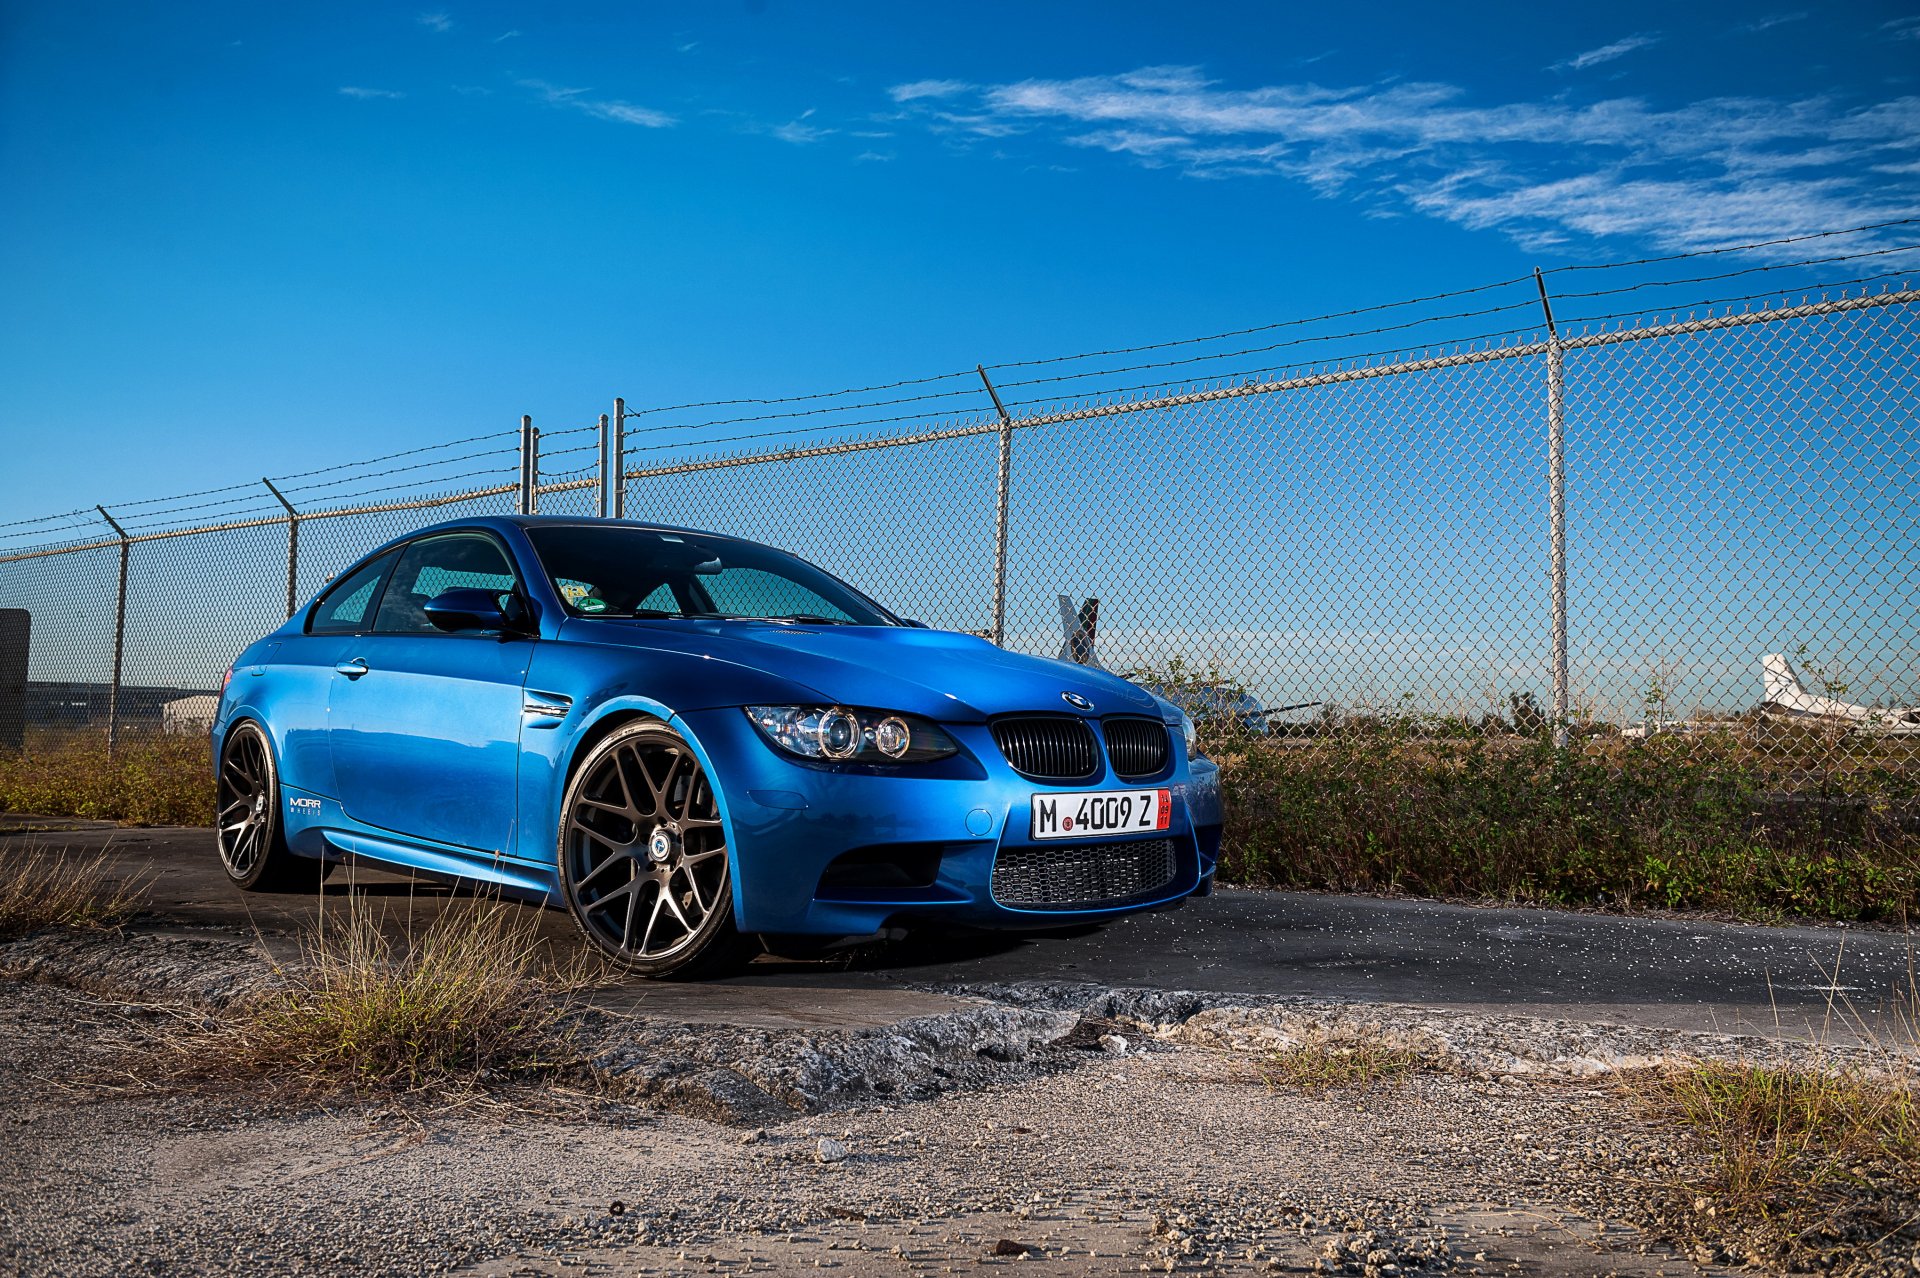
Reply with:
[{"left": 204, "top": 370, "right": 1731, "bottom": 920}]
[{"left": 524, "top": 525, "right": 898, "bottom": 625}]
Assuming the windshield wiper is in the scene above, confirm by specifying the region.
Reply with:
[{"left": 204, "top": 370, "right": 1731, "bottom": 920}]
[
  {"left": 759, "top": 614, "right": 859, "bottom": 626},
  {"left": 601, "top": 609, "right": 733, "bottom": 620}
]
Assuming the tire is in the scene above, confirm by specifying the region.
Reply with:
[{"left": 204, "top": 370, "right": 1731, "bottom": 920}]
[
  {"left": 557, "top": 720, "right": 752, "bottom": 979},
  {"left": 215, "top": 721, "right": 332, "bottom": 892}
]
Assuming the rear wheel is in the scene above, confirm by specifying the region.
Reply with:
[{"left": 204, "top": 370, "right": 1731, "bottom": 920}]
[
  {"left": 215, "top": 722, "right": 331, "bottom": 892},
  {"left": 558, "top": 721, "right": 751, "bottom": 979}
]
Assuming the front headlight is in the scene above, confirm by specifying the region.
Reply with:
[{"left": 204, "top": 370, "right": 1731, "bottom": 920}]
[
  {"left": 745, "top": 705, "right": 959, "bottom": 764},
  {"left": 1172, "top": 709, "right": 1199, "bottom": 758}
]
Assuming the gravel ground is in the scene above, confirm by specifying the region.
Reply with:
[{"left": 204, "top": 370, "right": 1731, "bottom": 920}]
[{"left": 2, "top": 926, "right": 1912, "bottom": 1277}]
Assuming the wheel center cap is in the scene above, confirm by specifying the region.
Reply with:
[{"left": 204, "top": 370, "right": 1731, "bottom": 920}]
[{"left": 646, "top": 827, "right": 677, "bottom": 864}]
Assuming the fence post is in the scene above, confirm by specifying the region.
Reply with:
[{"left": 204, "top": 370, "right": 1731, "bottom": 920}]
[
  {"left": 596, "top": 414, "right": 611, "bottom": 518},
  {"left": 1535, "top": 269, "right": 1569, "bottom": 750},
  {"left": 96, "top": 505, "right": 129, "bottom": 758},
  {"left": 262, "top": 478, "right": 299, "bottom": 618},
  {"left": 518, "top": 415, "right": 539, "bottom": 515},
  {"left": 610, "top": 398, "right": 626, "bottom": 520},
  {"left": 977, "top": 366, "right": 1014, "bottom": 646}
]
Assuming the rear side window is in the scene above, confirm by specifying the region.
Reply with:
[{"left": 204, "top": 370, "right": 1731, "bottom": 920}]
[
  {"left": 307, "top": 551, "right": 398, "bottom": 634},
  {"left": 374, "top": 532, "right": 518, "bottom": 634}
]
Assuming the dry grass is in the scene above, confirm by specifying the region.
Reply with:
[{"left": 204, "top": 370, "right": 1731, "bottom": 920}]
[
  {"left": 1630, "top": 1059, "right": 1919, "bottom": 1269},
  {"left": 0, "top": 845, "right": 146, "bottom": 942},
  {"left": 1261, "top": 1030, "right": 1426, "bottom": 1093},
  {"left": 1624, "top": 950, "right": 1920, "bottom": 1272},
  {"left": 168, "top": 897, "right": 582, "bottom": 1096},
  {"left": 0, "top": 733, "right": 212, "bottom": 826}
]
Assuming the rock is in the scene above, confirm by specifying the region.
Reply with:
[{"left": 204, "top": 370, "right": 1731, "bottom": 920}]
[
  {"left": 991, "top": 1239, "right": 1034, "bottom": 1256},
  {"left": 1099, "top": 1034, "right": 1131, "bottom": 1055},
  {"left": 814, "top": 1137, "right": 848, "bottom": 1164}
]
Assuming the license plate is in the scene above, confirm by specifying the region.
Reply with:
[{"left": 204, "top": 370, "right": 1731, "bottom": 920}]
[{"left": 1030, "top": 789, "right": 1171, "bottom": 840}]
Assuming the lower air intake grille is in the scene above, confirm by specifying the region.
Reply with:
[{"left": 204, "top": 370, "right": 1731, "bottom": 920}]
[
  {"left": 991, "top": 716, "right": 1099, "bottom": 782},
  {"left": 1103, "top": 717, "right": 1171, "bottom": 779},
  {"left": 991, "top": 838, "right": 1178, "bottom": 909}
]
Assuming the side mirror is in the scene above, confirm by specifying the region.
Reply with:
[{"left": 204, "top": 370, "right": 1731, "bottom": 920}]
[{"left": 424, "top": 587, "right": 524, "bottom": 634}]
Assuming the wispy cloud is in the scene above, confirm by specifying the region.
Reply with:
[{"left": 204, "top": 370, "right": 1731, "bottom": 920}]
[
  {"left": 339, "top": 86, "right": 404, "bottom": 100},
  {"left": 767, "top": 108, "right": 830, "bottom": 145},
  {"left": 1739, "top": 12, "right": 1806, "bottom": 33},
  {"left": 492, "top": 29, "right": 520, "bottom": 43},
  {"left": 883, "top": 66, "right": 1920, "bottom": 252},
  {"left": 1883, "top": 15, "right": 1920, "bottom": 40},
  {"left": 417, "top": 11, "right": 453, "bottom": 33},
  {"left": 1553, "top": 33, "right": 1661, "bottom": 71},
  {"left": 520, "top": 79, "right": 675, "bottom": 128},
  {"left": 889, "top": 79, "right": 969, "bottom": 103}
]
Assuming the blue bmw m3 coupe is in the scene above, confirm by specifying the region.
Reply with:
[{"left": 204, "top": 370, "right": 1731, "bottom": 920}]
[{"left": 213, "top": 517, "right": 1224, "bottom": 977}]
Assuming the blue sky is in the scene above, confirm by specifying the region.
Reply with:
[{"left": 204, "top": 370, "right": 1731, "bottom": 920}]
[{"left": 2, "top": 0, "right": 1918, "bottom": 527}]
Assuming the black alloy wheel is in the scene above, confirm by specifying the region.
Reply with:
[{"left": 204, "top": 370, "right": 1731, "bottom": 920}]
[
  {"left": 215, "top": 721, "right": 330, "bottom": 892},
  {"left": 558, "top": 720, "right": 748, "bottom": 978}
]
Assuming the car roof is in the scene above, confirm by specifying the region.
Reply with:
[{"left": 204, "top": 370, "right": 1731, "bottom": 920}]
[{"left": 405, "top": 514, "right": 740, "bottom": 541}]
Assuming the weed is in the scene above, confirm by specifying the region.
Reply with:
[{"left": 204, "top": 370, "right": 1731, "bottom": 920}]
[
  {"left": 1629, "top": 1059, "right": 1918, "bottom": 1269},
  {"left": 0, "top": 845, "right": 146, "bottom": 941},
  {"left": 169, "top": 896, "right": 579, "bottom": 1095},
  {"left": 1261, "top": 1031, "right": 1426, "bottom": 1093}
]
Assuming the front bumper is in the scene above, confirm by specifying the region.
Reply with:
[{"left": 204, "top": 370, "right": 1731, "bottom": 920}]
[{"left": 678, "top": 707, "right": 1225, "bottom": 937}]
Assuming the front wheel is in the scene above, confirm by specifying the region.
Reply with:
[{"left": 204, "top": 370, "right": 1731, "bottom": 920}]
[
  {"left": 215, "top": 722, "right": 331, "bottom": 892},
  {"left": 557, "top": 721, "right": 751, "bottom": 979}
]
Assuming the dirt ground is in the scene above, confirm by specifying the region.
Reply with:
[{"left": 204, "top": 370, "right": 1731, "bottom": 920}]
[{"left": 1, "top": 949, "right": 1759, "bottom": 1278}]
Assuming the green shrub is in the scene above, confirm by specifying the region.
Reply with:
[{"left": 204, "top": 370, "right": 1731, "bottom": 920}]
[
  {"left": 1210, "top": 727, "right": 1920, "bottom": 921},
  {"left": 0, "top": 733, "right": 212, "bottom": 826}
]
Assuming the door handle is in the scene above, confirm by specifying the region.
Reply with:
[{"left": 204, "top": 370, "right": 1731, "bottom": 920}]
[{"left": 335, "top": 658, "right": 370, "bottom": 678}]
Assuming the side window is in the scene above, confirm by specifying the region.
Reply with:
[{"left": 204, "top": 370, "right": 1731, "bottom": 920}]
[
  {"left": 307, "top": 551, "right": 399, "bottom": 635},
  {"left": 373, "top": 533, "right": 518, "bottom": 635},
  {"left": 698, "top": 568, "right": 853, "bottom": 621}
]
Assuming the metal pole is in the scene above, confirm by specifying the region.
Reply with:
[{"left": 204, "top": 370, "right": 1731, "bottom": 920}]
[
  {"left": 518, "top": 415, "right": 538, "bottom": 515},
  {"left": 978, "top": 366, "right": 1014, "bottom": 647},
  {"left": 610, "top": 398, "right": 627, "bottom": 519},
  {"left": 1535, "top": 268, "right": 1569, "bottom": 750},
  {"left": 262, "top": 478, "right": 299, "bottom": 618},
  {"left": 96, "top": 506, "right": 128, "bottom": 758},
  {"left": 596, "top": 414, "right": 611, "bottom": 518}
]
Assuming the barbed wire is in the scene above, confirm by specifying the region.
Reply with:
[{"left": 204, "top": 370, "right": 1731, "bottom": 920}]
[
  {"left": 1559, "top": 272, "right": 1920, "bottom": 328},
  {"left": 989, "top": 299, "right": 1544, "bottom": 393},
  {"left": 1551, "top": 243, "right": 1920, "bottom": 301},
  {"left": 6, "top": 220, "right": 1917, "bottom": 544},
  {"left": 0, "top": 507, "right": 99, "bottom": 534},
  {"left": 534, "top": 443, "right": 601, "bottom": 462},
  {"left": 1545, "top": 217, "right": 1919, "bottom": 274},
  {"left": 286, "top": 465, "right": 517, "bottom": 513},
  {"left": 267, "top": 429, "right": 516, "bottom": 484},
  {"left": 276, "top": 446, "right": 519, "bottom": 500},
  {"left": 995, "top": 325, "right": 1549, "bottom": 413}
]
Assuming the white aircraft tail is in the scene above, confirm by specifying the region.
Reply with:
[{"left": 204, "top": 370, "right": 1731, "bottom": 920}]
[
  {"left": 1761, "top": 653, "right": 1814, "bottom": 709},
  {"left": 1759, "top": 653, "right": 1920, "bottom": 732}
]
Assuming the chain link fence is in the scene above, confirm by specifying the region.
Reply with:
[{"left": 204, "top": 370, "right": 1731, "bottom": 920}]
[{"left": 2, "top": 236, "right": 1916, "bottom": 910}]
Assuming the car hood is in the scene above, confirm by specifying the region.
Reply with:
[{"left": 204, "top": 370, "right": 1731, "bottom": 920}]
[{"left": 559, "top": 619, "right": 1163, "bottom": 722}]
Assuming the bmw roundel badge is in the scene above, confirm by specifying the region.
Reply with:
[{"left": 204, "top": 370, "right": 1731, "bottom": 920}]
[{"left": 1061, "top": 691, "right": 1094, "bottom": 711}]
